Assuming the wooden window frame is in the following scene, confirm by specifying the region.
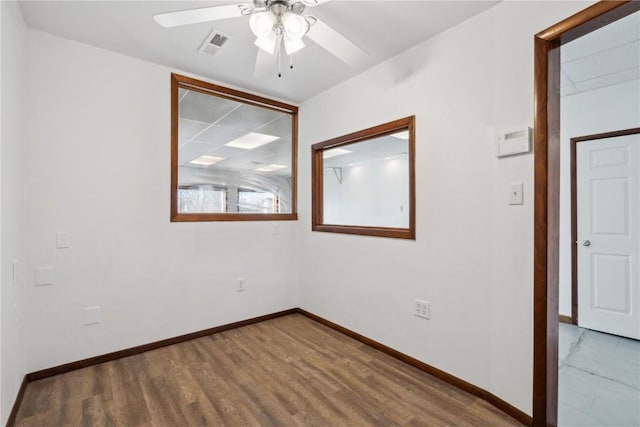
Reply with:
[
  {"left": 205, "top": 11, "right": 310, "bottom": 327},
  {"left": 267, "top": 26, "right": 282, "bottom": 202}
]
[
  {"left": 170, "top": 73, "right": 298, "bottom": 222},
  {"left": 311, "top": 116, "right": 416, "bottom": 240}
]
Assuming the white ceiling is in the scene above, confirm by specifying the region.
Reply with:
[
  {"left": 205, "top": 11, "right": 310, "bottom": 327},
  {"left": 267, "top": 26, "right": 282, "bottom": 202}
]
[
  {"left": 561, "top": 11, "right": 639, "bottom": 97},
  {"left": 19, "top": 0, "right": 499, "bottom": 103}
]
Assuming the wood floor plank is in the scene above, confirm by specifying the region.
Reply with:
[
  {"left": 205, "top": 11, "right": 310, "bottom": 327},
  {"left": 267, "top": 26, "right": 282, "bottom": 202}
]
[{"left": 14, "top": 314, "right": 524, "bottom": 426}]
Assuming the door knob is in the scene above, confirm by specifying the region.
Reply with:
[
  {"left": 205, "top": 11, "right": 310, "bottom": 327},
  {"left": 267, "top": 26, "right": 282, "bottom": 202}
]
[{"left": 582, "top": 240, "right": 591, "bottom": 247}]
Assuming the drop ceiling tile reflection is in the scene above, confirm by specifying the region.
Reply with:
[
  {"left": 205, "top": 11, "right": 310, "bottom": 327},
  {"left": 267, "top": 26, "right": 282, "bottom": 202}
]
[
  {"left": 178, "top": 118, "right": 210, "bottom": 145},
  {"left": 179, "top": 90, "right": 240, "bottom": 124},
  {"left": 574, "top": 68, "right": 640, "bottom": 93},
  {"left": 207, "top": 145, "right": 248, "bottom": 159},
  {"left": 215, "top": 104, "right": 284, "bottom": 132},
  {"left": 562, "top": 12, "right": 640, "bottom": 63},
  {"left": 323, "top": 136, "right": 408, "bottom": 168},
  {"left": 253, "top": 139, "right": 291, "bottom": 157},
  {"left": 215, "top": 157, "right": 262, "bottom": 172},
  {"left": 236, "top": 148, "right": 278, "bottom": 164},
  {"left": 178, "top": 165, "right": 231, "bottom": 186},
  {"left": 193, "top": 125, "right": 247, "bottom": 146},
  {"left": 561, "top": 69, "right": 577, "bottom": 92},
  {"left": 179, "top": 142, "right": 217, "bottom": 164},
  {"left": 255, "top": 115, "right": 292, "bottom": 138},
  {"left": 561, "top": 85, "right": 579, "bottom": 97},
  {"left": 265, "top": 153, "right": 292, "bottom": 167},
  {"left": 563, "top": 41, "right": 639, "bottom": 84}
]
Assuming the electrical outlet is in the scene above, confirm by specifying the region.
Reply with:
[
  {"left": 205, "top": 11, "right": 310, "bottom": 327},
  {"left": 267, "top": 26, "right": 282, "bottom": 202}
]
[
  {"left": 237, "top": 278, "right": 245, "bottom": 292},
  {"left": 415, "top": 299, "right": 430, "bottom": 319}
]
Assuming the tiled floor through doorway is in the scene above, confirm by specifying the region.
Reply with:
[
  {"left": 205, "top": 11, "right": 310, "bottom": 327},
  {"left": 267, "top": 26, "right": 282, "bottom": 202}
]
[{"left": 558, "top": 323, "right": 640, "bottom": 426}]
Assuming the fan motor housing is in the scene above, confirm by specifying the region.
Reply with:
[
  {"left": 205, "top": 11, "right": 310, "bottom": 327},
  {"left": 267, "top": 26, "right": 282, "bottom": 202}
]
[{"left": 255, "top": 0, "right": 306, "bottom": 16}]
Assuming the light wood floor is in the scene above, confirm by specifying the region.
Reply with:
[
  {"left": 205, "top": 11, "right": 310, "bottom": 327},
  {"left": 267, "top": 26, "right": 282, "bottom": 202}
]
[{"left": 14, "top": 314, "right": 522, "bottom": 426}]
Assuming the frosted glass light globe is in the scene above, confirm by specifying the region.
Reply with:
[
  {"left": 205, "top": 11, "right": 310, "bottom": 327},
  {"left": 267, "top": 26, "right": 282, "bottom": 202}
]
[
  {"left": 282, "top": 13, "right": 309, "bottom": 40},
  {"left": 250, "top": 12, "right": 276, "bottom": 38},
  {"left": 284, "top": 35, "right": 305, "bottom": 55}
]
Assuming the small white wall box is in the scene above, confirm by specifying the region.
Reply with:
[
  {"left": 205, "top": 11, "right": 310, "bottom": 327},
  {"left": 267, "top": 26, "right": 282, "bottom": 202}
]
[{"left": 495, "top": 127, "right": 532, "bottom": 157}]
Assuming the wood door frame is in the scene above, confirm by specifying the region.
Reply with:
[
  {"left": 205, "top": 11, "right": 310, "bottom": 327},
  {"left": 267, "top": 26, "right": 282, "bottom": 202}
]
[{"left": 533, "top": 2, "right": 640, "bottom": 426}]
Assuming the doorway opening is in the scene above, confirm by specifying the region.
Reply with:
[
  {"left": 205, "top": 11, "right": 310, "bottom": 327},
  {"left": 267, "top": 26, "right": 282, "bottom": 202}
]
[
  {"left": 533, "top": 1, "right": 640, "bottom": 426},
  {"left": 570, "top": 128, "right": 640, "bottom": 335}
]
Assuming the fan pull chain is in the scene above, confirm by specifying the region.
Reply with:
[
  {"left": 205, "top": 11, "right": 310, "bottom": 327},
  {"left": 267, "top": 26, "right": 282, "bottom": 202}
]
[
  {"left": 290, "top": 54, "right": 294, "bottom": 70},
  {"left": 278, "top": 45, "right": 282, "bottom": 78}
]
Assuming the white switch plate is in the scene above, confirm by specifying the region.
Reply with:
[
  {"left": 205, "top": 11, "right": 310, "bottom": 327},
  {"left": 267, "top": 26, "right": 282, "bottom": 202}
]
[
  {"left": 237, "top": 278, "right": 245, "bottom": 292},
  {"left": 509, "top": 181, "right": 524, "bottom": 205},
  {"left": 35, "top": 266, "right": 53, "bottom": 286},
  {"left": 85, "top": 306, "right": 102, "bottom": 325},
  {"left": 56, "top": 232, "right": 70, "bottom": 249}
]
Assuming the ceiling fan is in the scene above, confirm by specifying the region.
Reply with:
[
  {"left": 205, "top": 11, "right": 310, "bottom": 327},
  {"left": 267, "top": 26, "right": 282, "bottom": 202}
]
[{"left": 153, "top": 0, "right": 368, "bottom": 77}]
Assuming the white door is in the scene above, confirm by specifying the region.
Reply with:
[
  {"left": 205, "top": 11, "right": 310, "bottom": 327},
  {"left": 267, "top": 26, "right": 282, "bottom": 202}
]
[{"left": 577, "top": 133, "right": 640, "bottom": 339}]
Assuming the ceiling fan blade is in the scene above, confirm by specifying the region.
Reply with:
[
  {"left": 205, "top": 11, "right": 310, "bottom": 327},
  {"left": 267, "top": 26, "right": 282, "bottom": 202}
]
[
  {"left": 305, "top": 18, "right": 368, "bottom": 67},
  {"left": 254, "top": 46, "right": 279, "bottom": 78},
  {"left": 153, "top": 4, "right": 245, "bottom": 28},
  {"left": 301, "top": 0, "right": 333, "bottom": 6}
]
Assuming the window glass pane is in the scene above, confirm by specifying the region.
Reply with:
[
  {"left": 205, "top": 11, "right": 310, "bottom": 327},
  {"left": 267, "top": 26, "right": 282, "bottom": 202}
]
[
  {"left": 238, "top": 189, "right": 278, "bottom": 213},
  {"left": 312, "top": 116, "right": 415, "bottom": 239},
  {"left": 323, "top": 134, "right": 409, "bottom": 228},
  {"left": 178, "top": 186, "right": 226, "bottom": 213},
  {"left": 177, "top": 88, "right": 293, "bottom": 215}
]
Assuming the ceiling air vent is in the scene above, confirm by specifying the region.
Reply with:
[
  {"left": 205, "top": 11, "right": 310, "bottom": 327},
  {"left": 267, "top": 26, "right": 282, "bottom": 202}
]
[{"left": 199, "top": 30, "right": 230, "bottom": 56}]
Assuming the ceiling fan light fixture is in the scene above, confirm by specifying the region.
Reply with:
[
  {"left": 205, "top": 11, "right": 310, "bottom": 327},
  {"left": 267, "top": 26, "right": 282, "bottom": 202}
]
[
  {"left": 284, "top": 35, "right": 305, "bottom": 55},
  {"left": 255, "top": 33, "right": 278, "bottom": 54},
  {"left": 282, "top": 12, "right": 309, "bottom": 39},
  {"left": 249, "top": 11, "right": 276, "bottom": 38}
]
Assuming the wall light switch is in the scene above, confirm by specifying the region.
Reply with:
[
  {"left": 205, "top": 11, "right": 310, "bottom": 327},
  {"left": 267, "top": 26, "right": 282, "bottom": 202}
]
[
  {"left": 35, "top": 266, "right": 53, "bottom": 286},
  {"left": 509, "top": 181, "right": 524, "bottom": 205},
  {"left": 56, "top": 232, "right": 70, "bottom": 249},
  {"left": 85, "top": 306, "right": 102, "bottom": 325}
]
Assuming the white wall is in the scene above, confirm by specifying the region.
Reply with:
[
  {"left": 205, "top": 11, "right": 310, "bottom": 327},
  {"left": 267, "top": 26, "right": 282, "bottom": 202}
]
[
  {"left": 22, "top": 28, "right": 299, "bottom": 373},
  {"left": 1, "top": 1, "right": 28, "bottom": 424},
  {"left": 559, "top": 79, "right": 640, "bottom": 316},
  {"left": 324, "top": 156, "right": 409, "bottom": 228},
  {"left": 298, "top": 1, "right": 593, "bottom": 415},
  {"left": 0, "top": 0, "right": 605, "bottom": 420}
]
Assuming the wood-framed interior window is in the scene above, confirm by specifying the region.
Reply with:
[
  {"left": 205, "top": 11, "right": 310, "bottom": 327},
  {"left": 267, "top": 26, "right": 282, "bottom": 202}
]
[
  {"left": 171, "top": 73, "right": 298, "bottom": 222},
  {"left": 311, "top": 116, "right": 416, "bottom": 239}
]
